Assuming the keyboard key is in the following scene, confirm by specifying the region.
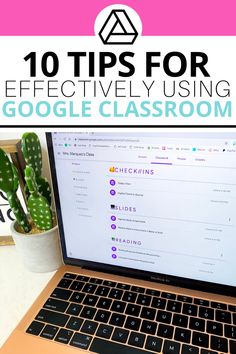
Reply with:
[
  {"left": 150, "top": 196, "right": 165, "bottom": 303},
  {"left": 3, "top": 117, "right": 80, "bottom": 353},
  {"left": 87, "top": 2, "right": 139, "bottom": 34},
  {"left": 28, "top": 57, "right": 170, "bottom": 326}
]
[
  {"left": 140, "top": 307, "right": 156, "bottom": 320},
  {"left": 76, "top": 275, "right": 89, "bottom": 282},
  {"left": 225, "top": 324, "right": 236, "bottom": 339},
  {"left": 128, "top": 332, "right": 146, "bottom": 348},
  {"left": 156, "top": 310, "right": 172, "bottom": 324},
  {"left": 111, "top": 300, "right": 126, "bottom": 313},
  {"left": 189, "top": 317, "right": 205, "bottom": 332},
  {"left": 35, "top": 309, "right": 69, "bottom": 327},
  {"left": 183, "top": 304, "right": 198, "bottom": 316},
  {"left": 157, "top": 324, "right": 174, "bottom": 339},
  {"left": 43, "top": 298, "right": 69, "bottom": 313},
  {"left": 26, "top": 321, "right": 44, "bottom": 336},
  {"left": 109, "top": 288, "right": 124, "bottom": 300},
  {"left": 141, "top": 320, "right": 157, "bottom": 335},
  {"left": 83, "top": 294, "right": 99, "bottom": 306},
  {"left": 215, "top": 309, "right": 231, "bottom": 323},
  {"left": 201, "top": 350, "right": 217, "bottom": 354},
  {"left": 151, "top": 297, "right": 167, "bottom": 309},
  {"left": 192, "top": 332, "right": 209, "bottom": 348},
  {"left": 80, "top": 306, "right": 96, "bottom": 319},
  {"left": 174, "top": 328, "right": 191, "bottom": 343},
  {"left": 199, "top": 307, "right": 214, "bottom": 320},
  {"left": 95, "top": 286, "right": 110, "bottom": 297},
  {"left": 137, "top": 294, "right": 152, "bottom": 306},
  {"left": 70, "top": 332, "right": 92, "bottom": 349},
  {"left": 90, "top": 277, "right": 103, "bottom": 285},
  {"left": 66, "top": 303, "right": 82, "bottom": 316},
  {"left": 145, "top": 335, "right": 163, "bottom": 352},
  {"left": 162, "top": 292, "right": 176, "bottom": 300},
  {"left": 112, "top": 328, "right": 129, "bottom": 343},
  {"left": 122, "top": 291, "right": 137, "bottom": 303},
  {"left": 233, "top": 313, "right": 236, "bottom": 325},
  {"left": 94, "top": 309, "right": 111, "bottom": 323},
  {"left": 109, "top": 313, "right": 126, "bottom": 327},
  {"left": 63, "top": 272, "right": 77, "bottom": 279},
  {"left": 125, "top": 303, "right": 141, "bottom": 316},
  {"left": 173, "top": 314, "right": 188, "bottom": 328},
  {"left": 167, "top": 300, "right": 182, "bottom": 313},
  {"left": 57, "top": 278, "right": 72, "bottom": 289},
  {"left": 97, "top": 297, "right": 112, "bottom": 309},
  {"left": 90, "top": 337, "right": 154, "bottom": 353},
  {"left": 51, "top": 287, "right": 72, "bottom": 300},
  {"left": 211, "top": 301, "right": 227, "bottom": 310},
  {"left": 55, "top": 328, "right": 73, "bottom": 344},
  {"left": 177, "top": 295, "right": 193, "bottom": 303},
  {"left": 131, "top": 286, "right": 145, "bottom": 293},
  {"left": 211, "top": 335, "right": 228, "bottom": 352},
  {"left": 163, "top": 340, "right": 180, "bottom": 353},
  {"left": 228, "top": 305, "right": 236, "bottom": 312},
  {"left": 81, "top": 320, "right": 98, "bottom": 335},
  {"left": 125, "top": 316, "right": 141, "bottom": 331},
  {"left": 116, "top": 283, "right": 130, "bottom": 290},
  {"left": 96, "top": 324, "right": 113, "bottom": 339},
  {"left": 102, "top": 279, "right": 116, "bottom": 287},
  {"left": 40, "top": 325, "right": 59, "bottom": 339},
  {"left": 230, "top": 340, "right": 236, "bottom": 353},
  {"left": 194, "top": 299, "right": 209, "bottom": 307},
  {"left": 182, "top": 344, "right": 199, "bottom": 354},
  {"left": 66, "top": 316, "right": 83, "bottom": 331},
  {"left": 70, "top": 291, "right": 85, "bottom": 304},
  {"left": 70, "top": 281, "right": 84, "bottom": 291},
  {"left": 82, "top": 283, "right": 97, "bottom": 294},
  {"left": 206, "top": 320, "right": 223, "bottom": 335},
  {"left": 146, "top": 289, "right": 161, "bottom": 297}
]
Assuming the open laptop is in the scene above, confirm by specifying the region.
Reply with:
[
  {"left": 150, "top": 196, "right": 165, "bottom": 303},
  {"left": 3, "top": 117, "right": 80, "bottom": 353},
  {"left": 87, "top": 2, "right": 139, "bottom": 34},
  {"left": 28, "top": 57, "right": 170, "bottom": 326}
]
[{"left": 2, "top": 130, "right": 236, "bottom": 354}]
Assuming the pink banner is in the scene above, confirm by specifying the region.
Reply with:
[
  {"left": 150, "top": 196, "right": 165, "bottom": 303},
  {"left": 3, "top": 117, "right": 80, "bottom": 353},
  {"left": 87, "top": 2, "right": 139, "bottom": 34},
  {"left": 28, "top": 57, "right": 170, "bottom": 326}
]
[{"left": 0, "top": 0, "right": 236, "bottom": 35}]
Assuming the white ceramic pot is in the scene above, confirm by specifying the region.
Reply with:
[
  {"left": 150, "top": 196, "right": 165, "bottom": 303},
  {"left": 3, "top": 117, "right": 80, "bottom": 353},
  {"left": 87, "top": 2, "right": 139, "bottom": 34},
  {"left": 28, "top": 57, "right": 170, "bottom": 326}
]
[{"left": 10, "top": 221, "right": 63, "bottom": 273}]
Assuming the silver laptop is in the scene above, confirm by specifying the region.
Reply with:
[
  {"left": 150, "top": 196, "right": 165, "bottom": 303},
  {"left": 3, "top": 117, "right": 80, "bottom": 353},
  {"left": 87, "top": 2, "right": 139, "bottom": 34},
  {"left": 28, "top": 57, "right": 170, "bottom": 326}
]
[{"left": 2, "top": 130, "right": 236, "bottom": 354}]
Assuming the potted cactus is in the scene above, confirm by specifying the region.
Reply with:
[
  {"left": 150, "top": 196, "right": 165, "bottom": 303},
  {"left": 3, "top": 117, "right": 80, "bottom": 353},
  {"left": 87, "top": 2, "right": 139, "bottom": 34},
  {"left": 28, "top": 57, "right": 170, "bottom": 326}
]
[{"left": 0, "top": 133, "right": 62, "bottom": 272}]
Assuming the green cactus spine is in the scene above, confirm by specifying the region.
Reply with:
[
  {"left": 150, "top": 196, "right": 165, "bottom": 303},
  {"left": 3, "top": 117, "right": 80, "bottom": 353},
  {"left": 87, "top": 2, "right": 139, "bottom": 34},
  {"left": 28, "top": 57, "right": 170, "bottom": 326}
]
[
  {"left": 25, "top": 166, "right": 52, "bottom": 231},
  {"left": 0, "top": 149, "right": 31, "bottom": 233},
  {"left": 21, "top": 132, "right": 51, "bottom": 204}
]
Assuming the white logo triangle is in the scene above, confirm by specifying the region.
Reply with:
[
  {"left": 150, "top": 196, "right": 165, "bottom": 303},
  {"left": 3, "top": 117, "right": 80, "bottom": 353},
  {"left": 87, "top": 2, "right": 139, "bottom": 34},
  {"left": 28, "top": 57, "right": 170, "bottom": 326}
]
[{"left": 112, "top": 21, "right": 125, "bottom": 34}]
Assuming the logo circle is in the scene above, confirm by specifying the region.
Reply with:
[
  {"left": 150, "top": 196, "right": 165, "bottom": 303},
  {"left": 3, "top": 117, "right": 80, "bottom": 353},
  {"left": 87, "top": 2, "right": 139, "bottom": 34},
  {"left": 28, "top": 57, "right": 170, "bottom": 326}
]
[{"left": 94, "top": 4, "right": 142, "bottom": 44}]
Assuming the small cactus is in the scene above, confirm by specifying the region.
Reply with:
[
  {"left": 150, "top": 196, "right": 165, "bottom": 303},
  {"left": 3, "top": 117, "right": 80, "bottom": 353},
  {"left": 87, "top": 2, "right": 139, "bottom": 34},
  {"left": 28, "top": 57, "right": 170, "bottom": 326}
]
[
  {"left": 0, "top": 132, "right": 54, "bottom": 234},
  {"left": 21, "top": 132, "right": 51, "bottom": 204},
  {"left": 0, "top": 149, "right": 31, "bottom": 233}
]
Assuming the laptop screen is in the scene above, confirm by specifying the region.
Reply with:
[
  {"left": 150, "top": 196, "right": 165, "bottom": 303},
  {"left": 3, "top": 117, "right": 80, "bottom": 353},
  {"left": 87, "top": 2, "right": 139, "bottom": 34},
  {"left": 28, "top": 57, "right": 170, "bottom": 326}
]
[{"left": 48, "top": 131, "right": 236, "bottom": 290}]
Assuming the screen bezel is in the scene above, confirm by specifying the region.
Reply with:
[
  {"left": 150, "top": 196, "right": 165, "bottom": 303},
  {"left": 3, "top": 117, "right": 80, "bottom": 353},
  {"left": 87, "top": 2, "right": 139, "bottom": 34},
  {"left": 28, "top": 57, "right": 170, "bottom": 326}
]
[{"left": 46, "top": 132, "right": 236, "bottom": 297}]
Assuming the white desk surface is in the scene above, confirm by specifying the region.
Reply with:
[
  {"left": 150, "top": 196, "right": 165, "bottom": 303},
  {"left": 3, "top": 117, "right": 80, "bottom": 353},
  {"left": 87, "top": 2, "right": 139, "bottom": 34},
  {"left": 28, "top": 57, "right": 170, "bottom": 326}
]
[{"left": 0, "top": 245, "right": 56, "bottom": 348}]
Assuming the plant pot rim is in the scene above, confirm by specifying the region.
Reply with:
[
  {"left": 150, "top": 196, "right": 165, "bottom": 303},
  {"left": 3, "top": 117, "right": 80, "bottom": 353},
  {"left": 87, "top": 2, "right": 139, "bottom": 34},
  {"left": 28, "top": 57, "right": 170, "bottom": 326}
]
[{"left": 10, "top": 219, "right": 58, "bottom": 238}]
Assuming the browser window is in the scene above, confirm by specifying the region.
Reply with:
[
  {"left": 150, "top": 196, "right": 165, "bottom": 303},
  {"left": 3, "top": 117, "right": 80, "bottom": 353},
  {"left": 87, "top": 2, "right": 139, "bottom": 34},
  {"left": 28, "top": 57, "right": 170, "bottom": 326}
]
[{"left": 52, "top": 132, "right": 236, "bottom": 287}]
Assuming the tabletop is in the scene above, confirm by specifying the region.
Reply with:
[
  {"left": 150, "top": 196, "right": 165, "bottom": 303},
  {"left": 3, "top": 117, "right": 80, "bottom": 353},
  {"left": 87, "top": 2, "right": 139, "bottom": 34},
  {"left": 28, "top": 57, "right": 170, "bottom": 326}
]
[{"left": 0, "top": 245, "right": 56, "bottom": 348}]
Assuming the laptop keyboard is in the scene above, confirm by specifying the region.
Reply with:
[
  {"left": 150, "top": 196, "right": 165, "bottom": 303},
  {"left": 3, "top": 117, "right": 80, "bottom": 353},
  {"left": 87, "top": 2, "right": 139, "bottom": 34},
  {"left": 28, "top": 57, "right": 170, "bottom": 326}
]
[{"left": 26, "top": 273, "right": 236, "bottom": 353}]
